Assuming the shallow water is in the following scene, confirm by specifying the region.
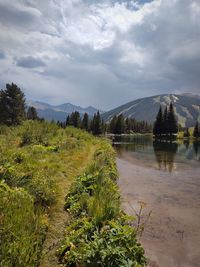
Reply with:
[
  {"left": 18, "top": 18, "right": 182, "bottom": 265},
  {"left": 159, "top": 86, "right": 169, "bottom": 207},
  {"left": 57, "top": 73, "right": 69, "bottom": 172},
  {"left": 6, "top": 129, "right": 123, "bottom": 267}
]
[{"left": 114, "top": 136, "right": 200, "bottom": 267}]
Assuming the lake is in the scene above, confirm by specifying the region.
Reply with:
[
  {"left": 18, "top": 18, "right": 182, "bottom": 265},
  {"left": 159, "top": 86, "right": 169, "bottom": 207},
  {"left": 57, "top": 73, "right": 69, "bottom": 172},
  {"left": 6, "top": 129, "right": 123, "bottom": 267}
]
[{"left": 113, "top": 136, "right": 200, "bottom": 267}]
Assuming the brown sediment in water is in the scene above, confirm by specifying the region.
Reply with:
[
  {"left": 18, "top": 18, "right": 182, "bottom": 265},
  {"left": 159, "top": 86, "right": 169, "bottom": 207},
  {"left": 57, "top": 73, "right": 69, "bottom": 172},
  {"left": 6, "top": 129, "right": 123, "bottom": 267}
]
[{"left": 117, "top": 154, "right": 200, "bottom": 267}]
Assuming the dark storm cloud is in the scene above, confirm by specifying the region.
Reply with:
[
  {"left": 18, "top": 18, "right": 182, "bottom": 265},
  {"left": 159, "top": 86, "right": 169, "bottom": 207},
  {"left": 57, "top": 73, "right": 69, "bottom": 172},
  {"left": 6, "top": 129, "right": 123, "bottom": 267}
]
[
  {"left": 16, "top": 56, "right": 46, "bottom": 69},
  {"left": 0, "top": 0, "right": 199, "bottom": 110}
]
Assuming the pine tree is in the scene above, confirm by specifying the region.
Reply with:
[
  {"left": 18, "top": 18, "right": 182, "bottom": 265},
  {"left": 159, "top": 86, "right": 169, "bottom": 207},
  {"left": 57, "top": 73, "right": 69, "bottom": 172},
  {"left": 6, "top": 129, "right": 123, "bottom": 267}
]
[
  {"left": 0, "top": 83, "right": 26, "bottom": 126},
  {"left": 70, "top": 111, "right": 81, "bottom": 128},
  {"left": 125, "top": 118, "right": 132, "bottom": 133},
  {"left": 27, "top": 106, "right": 38, "bottom": 120},
  {"left": 163, "top": 106, "right": 168, "bottom": 135},
  {"left": 167, "top": 102, "right": 178, "bottom": 135},
  {"left": 91, "top": 111, "right": 102, "bottom": 135},
  {"left": 115, "top": 114, "right": 125, "bottom": 134},
  {"left": 109, "top": 115, "right": 117, "bottom": 134},
  {"left": 81, "top": 112, "right": 89, "bottom": 131},
  {"left": 193, "top": 122, "right": 199, "bottom": 138},
  {"left": 66, "top": 115, "right": 71, "bottom": 126},
  {"left": 153, "top": 106, "right": 163, "bottom": 136}
]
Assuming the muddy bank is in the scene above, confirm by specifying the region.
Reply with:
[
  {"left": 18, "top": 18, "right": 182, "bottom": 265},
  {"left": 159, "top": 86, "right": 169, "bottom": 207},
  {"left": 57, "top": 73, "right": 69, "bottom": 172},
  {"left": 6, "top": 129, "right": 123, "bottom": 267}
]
[{"left": 117, "top": 155, "right": 200, "bottom": 267}]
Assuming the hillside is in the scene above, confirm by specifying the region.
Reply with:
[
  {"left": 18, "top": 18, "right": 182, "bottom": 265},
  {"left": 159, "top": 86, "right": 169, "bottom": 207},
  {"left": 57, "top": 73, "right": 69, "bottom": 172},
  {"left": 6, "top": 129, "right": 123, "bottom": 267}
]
[
  {"left": 27, "top": 101, "right": 101, "bottom": 121},
  {"left": 102, "top": 94, "right": 200, "bottom": 127}
]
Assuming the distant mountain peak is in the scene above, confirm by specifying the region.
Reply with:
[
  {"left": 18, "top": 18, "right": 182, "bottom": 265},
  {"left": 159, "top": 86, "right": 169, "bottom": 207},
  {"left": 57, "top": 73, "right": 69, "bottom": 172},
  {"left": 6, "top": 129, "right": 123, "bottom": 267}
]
[{"left": 27, "top": 100, "right": 102, "bottom": 122}]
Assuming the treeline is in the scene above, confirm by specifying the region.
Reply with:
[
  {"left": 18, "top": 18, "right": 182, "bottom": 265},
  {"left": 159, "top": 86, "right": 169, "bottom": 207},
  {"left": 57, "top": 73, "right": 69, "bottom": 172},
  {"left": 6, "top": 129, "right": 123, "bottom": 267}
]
[
  {"left": 153, "top": 103, "right": 178, "bottom": 137},
  {"left": 58, "top": 112, "right": 152, "bottom": 135},
  {"left": 108, "top": 114, "right": 152, "bottom": 134},
  {"left": 0, "top": 83, "right": 40, "bottom": 126},
  {"left": 58, "top": 111, "right": 105, "bottom": 135}
]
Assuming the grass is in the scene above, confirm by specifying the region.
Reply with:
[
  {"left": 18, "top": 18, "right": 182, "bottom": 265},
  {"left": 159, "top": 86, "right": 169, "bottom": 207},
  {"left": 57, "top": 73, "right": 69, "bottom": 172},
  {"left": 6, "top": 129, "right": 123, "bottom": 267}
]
[
  {"left": 0, "top": 121, "right": 99, "bottom": 266},
  {"left": 58, "top": 141, "right": 146, "bottom": 266},
  {"left": 0, "top": 121, "right": 146, "bottom": 267}
]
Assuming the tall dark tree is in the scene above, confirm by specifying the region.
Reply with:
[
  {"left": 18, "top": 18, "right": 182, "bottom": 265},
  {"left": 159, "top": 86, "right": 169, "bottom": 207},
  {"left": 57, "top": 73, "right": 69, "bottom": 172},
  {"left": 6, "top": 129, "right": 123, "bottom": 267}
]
[
  {"left": 193, "top": 122, "right": 199, "bottom": 138},
  {"left": 81, "top": 112, "right": 89, "bottom": 131},
  {"left": 125, "top": 118, "right": 132, "bottom": 133},
  {"left": 0, "top": 83, "right": 26, "bottom": 126},
  {"left": 153, "top": 106, "right": 163, "bottom": 136},
  {"left": 109, "top": 115, "right": 117, "bottom": 134},
  {"left": 167, "top": 102, "right": 178, "bottom": 135},
  {"left": 91, "top": 111, "right": 102, "bottom": 135},
  {"left": 66, "top": 115, "right": 71, "bottom": 126},
  {"left": 163, "top": 106, "right": 168, "bottom": 135},
  {"left": 115, "top": 114, "right": 125, "bottom": 134},
  {"left": 70, "top": 111, "right": 81, "bottom": 128},
  {"left": 27, "top": 106, "right": 38, "bottom": 120}
]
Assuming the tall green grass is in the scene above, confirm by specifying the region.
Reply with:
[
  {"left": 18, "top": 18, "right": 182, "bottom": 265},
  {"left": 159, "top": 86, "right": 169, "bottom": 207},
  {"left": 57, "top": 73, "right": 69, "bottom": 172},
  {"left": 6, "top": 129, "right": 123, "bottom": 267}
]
[
  {"left": 0, "top": 182, "right": 47, "bottom": 267},
  {"left": 0, "top": 121, "right": 96, "bottom": 266},
  {"left": 58, "top": 142, "right": 147, "bottom": 266}
]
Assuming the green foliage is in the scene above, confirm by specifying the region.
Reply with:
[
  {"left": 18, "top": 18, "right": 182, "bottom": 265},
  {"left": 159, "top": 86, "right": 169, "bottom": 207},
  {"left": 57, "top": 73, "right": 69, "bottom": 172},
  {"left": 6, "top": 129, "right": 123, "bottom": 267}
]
[
  {"left": 59, "top": 142, "right": 147, "bottom": 266},
  {"left": 27, "top": 106, "right": 39, "bottom": 120},
  {"left": 0, "top": 83, "right": 26, "bottom": 126},
  {"left": 153, "top": 103, "right": 178, "bottom": 137},
  {"left": 18, "top": 120, "right": 59, "bottom": 146},
  {"left": 58, "top": 218, "right": 146, "bottom": 267},
  {"left": 109, "top": 115, "right": 152, "bottom": 134},
  {"left": 0, "top": 120, "right": 97, "bottom": 266},
  {"left": 193, "top": 122, "right": 200, "bottom": 138},
  {"left": 0, "top": 182, "right": 48, "bottom": 267},
  {"left": 90, "top": 111, "right": 103, "bottom": 135},
  {"left": 81, "top": 112, "right": 89, "bottom": 131}
]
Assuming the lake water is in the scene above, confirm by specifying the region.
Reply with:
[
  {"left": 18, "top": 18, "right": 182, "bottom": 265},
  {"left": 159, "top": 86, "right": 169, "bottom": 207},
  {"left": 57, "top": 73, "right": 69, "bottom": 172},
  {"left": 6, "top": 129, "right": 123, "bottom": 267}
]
[{"left": 113, "top": 136, "right": 200, "bottom": 267}]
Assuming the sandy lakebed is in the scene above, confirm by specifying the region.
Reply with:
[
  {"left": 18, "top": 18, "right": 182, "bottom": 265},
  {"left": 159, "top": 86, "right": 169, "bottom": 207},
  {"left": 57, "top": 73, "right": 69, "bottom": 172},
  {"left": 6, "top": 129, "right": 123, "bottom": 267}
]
[{"left": 117, "top": 154, "right": 200, "bottom": 267}]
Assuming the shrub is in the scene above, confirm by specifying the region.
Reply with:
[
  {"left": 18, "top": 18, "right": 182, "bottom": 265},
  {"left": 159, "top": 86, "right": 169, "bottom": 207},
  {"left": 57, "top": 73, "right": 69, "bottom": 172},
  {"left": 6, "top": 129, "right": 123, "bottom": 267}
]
[{"left": 59, "top": 142, "right": 147, "bottom": 266}]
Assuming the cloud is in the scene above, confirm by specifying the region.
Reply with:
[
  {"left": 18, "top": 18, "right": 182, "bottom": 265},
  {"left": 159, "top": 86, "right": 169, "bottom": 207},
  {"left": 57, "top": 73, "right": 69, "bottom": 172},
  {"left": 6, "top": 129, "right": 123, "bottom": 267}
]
[
  {"left": 0, "top": 0, "right": 199, "bottom": 110},
  {"left": 15, "top": 56, "right": 46, "bottom": 69},
  {"left": 0, "top": 50, "right": 6, "bottom": 59}
]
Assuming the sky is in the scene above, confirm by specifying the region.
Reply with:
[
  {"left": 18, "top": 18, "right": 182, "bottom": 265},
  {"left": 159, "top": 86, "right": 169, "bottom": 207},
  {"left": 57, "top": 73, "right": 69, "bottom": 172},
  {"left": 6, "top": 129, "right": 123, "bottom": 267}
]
[{"left": 0, "top": 0, "right": 200, "bottom": 110}]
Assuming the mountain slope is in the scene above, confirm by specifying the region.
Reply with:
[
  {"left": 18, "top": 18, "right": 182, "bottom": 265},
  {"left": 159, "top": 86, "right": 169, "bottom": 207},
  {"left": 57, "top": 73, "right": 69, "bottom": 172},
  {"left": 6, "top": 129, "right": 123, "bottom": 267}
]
[
  {"left": 27, "top": 101, "right": 101, "bottom": 121},
  {"left": 102, "top": 94, "right": 200, "bottom": 127}
]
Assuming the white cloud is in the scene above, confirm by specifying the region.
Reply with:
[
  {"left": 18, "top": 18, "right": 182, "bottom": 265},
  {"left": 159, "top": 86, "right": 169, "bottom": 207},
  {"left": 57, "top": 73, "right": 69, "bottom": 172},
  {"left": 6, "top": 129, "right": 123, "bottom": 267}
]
[{"left": 0, "top": 0, "right": 200, "bottom": 110}]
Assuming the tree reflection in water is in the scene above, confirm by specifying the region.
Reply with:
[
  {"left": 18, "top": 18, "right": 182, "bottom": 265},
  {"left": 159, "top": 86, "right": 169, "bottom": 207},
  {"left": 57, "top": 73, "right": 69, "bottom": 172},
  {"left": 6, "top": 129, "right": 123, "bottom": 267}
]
[
  {"left": 153, "top": 141, "right": 178, "bottom": 173},
  {"left": 193, "top": 141, "right": 200, "bottom": 160}
]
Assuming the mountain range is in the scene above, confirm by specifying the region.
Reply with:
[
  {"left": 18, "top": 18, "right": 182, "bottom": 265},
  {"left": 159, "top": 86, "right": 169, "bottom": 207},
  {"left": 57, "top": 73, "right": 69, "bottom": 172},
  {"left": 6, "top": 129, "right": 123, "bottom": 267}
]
[
  {"left": 28, "top": 94, "right": 200, "bottom": 127},
  {"left": 27, "top": 101, "right": 100, "bottom": 121},
  {"left": 102, "top": 94, "right": 200, "bottom": 127}
]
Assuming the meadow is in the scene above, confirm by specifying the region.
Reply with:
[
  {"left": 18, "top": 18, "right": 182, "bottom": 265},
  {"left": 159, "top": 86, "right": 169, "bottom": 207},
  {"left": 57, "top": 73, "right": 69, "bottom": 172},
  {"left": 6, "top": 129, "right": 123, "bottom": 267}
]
[{"left": 0, "top": 121, "right": 146, "bottom": 267}]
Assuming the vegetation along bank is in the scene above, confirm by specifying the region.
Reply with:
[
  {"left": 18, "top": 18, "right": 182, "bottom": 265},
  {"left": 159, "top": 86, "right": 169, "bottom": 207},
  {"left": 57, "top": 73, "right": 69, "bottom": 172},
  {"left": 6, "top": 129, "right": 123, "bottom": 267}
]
[{"left": 0, "top": 84, "right": 146, "bottom": 267}]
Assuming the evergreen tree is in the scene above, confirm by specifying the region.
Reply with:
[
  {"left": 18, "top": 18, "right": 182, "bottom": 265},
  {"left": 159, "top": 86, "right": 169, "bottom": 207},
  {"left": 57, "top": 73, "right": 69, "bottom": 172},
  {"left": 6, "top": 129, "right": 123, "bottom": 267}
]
[
  {"left": 66, "top": 115, "right": 71, "bottom": 126},
  {"left": 70, "top": 111, "right": 81, "bottom": 128},
  {"left": 81, "top": 113, "right": 89, "bottom": 131},
  {"left": 167, "top": 102, "right": 178, "bottom": 135},
  {"left": 125, "top": 118, "right": 132, "bottom": 133},
  {"left": 109, "top": 115, "right": 117, "bottom": 134},
  {"left": 193, "top": 122, "right": 199, "bottom": 138},
  {"left": 153, "top": 106, "right": 163, "bottom": 136},
  {"left": 163, "top": 106, "right": 168, "bottom": 135},
  {"left": 115, "top": 114, "right": 125, "bottom": 134},
  {"left": 27, "top": 106, "right": 38, "bottom": 120},
  {"left": 91, "top": 111, "right": 102, "bottom": 135},
  {"left": 0, "top": 83, "right": 26, "bottom": 126},
  {"left": 183, "top": 128, "right": 190, "bottom": 138}
]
